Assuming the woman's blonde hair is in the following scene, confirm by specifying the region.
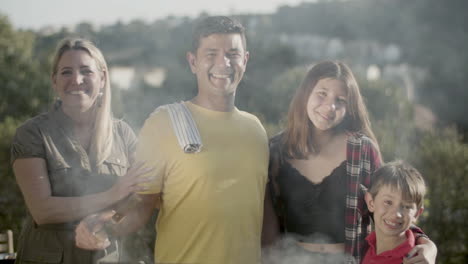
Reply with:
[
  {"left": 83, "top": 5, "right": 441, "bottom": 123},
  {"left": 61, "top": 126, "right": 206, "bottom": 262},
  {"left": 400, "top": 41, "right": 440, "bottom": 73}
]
[
  {"left": 51, "top": 37, "right": 113, "bottom": 167},
  {"left": 282, "top": 60, "right": 381, "bottom": 160}
]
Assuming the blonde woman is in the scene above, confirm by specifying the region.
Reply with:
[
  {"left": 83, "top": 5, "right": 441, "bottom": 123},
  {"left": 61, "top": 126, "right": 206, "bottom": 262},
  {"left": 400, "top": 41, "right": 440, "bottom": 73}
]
[{"left": 11, "top": 38, "right": 151, "bottom": 263}]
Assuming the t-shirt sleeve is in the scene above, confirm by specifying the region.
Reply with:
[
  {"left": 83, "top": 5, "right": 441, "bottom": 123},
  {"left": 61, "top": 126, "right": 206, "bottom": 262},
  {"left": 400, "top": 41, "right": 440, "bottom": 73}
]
[
  {"left": 136, "top": 111, "right": 169, "bottom": 194},
  {"left": 10, "top": 120, "right": 45, "bottom": 164}
]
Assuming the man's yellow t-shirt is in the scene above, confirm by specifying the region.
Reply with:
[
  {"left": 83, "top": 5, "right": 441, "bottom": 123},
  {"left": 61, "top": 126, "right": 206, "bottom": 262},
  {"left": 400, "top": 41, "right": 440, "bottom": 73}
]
[{"left": 137, "top": 101, "right": 269, "bottom": 264}]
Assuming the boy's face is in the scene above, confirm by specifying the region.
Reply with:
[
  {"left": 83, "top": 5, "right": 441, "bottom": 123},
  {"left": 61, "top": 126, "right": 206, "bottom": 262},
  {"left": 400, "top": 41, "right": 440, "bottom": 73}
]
[{"left": 365, "top": 185, "right": 423, "bottom": 239}]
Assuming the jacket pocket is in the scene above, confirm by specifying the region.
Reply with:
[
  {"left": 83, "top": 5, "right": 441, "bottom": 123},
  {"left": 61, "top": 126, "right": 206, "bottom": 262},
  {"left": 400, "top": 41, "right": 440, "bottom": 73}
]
[
  {"left": 103, "top": 156, "right": 129, "bottom": 176},
  {"left": 48, "top": 161, "right": 72, "bottom": 196}
]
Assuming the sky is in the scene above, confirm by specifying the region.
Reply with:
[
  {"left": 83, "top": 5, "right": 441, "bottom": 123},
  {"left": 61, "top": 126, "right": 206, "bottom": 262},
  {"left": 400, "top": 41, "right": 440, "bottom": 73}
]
[{"left": 0, "top": 0, "right": 315, "bottom": 30}]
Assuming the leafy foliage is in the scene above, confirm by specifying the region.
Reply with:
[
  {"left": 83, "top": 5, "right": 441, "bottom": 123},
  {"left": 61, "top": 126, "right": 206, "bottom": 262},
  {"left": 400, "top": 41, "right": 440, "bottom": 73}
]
[
  {"left": 411, "top": 128, "right": 468, "bottom": 264},
  {"left": 0, "top": 15, "right": 51, "bottom": 246},
  {"left": 0, "top": 15, "right": 51, "bottom": 122},
  {"left": 0, "top": 117, "right": 27, "bottom": 237}
]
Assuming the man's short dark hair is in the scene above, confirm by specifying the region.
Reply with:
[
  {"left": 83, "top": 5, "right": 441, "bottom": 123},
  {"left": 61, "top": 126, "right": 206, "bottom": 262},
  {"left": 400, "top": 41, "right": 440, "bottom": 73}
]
[{"left": 191, "top": 16, "right": 246, "bottom": 52}]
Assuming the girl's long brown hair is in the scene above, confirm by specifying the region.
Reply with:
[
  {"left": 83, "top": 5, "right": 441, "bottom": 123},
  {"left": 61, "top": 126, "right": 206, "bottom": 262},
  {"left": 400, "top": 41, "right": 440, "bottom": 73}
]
[{"left": 282, "top": 60, "right": 381, "bottom": 160}]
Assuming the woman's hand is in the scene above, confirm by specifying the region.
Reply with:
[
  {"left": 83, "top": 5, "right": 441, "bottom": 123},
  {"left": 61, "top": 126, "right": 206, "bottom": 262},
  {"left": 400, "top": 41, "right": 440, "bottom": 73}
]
[
  {"left": 107, "top": 161, "right": 155, "bottom": 201},
  {"left": 75, "top": 211, "right": 115, "bottom": 250}
]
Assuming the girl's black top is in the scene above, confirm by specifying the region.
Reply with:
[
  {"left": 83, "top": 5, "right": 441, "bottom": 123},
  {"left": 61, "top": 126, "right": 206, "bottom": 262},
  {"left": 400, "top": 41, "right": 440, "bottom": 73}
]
[{"left": 277, "top": 160, "right": 347, "bottom": 243}]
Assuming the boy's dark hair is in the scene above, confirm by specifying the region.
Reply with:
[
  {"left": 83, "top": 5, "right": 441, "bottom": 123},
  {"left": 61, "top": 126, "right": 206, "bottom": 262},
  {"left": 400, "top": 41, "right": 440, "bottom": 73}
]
[
  {"left": 369, "top": 160, "right": 427, "bottom": 209},
  {"left": 191, "top": 16, "right": 246, "bottom": 52}
]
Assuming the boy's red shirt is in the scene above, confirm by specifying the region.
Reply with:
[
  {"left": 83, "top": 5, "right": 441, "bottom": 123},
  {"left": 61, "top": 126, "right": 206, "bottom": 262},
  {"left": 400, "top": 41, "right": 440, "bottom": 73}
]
[{"left": 362, "top": 229, "right": 415, "bottom": 264}]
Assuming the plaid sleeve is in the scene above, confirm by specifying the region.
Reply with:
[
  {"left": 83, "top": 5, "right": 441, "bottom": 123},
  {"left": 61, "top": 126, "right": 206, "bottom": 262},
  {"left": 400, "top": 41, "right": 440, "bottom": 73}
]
[{"left": 344, "top": 134, "right": 381, "bottom": 263}]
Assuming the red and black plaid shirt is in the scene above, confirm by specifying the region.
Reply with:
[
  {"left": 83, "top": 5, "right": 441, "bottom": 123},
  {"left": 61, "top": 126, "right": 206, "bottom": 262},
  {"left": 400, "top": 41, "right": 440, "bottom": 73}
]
[{"left": 344, "top": 133, "right": 381, "bottom": 263}]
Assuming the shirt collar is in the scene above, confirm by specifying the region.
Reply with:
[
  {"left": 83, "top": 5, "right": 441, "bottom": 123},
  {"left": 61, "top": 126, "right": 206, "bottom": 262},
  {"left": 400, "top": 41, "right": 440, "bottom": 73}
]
[
  {"left": 51, "top": 106, "right": 75, "bottom": 132},
  {"left": 366, "top": 229, "right": 415, "bottom": 258}
]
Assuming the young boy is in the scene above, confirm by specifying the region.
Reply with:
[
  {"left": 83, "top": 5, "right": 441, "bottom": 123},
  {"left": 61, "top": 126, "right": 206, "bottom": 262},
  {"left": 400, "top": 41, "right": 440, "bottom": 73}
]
[{"left": 363, "top": 160, "right": 427, "bottom": 264}]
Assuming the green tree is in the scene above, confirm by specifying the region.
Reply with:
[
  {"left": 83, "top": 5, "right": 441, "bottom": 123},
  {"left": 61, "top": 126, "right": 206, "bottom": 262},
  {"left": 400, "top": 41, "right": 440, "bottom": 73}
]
[
  {"left": 261, "top": 65, "right": 306, "bottom": 134},
  {"left": 0, "top": 14, "right": 51, "bottom": 244},
  {"left": 0, "top": 117, "right": 27, "bottom": 237},
  {"left": 412, "top": 128, "right": 468, "bottom": 264},
  {"left": 404, "top": 0, "right": 468, "bottom": 135},
  {"left": 238, "top": 42, "right": 298, "bottom": 125},
  {"left": 0, "top": 15, "right": 51, "bottom": 121}
]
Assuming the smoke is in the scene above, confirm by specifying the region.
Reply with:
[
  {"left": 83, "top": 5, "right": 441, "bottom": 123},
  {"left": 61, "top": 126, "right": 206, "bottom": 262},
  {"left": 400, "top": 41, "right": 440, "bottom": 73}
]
[
  {"left": 117, "top": 212, "right": 158, "bottom": 264},
  {"left": 262, "top": 235, "right": 354, "bottom": 264}
]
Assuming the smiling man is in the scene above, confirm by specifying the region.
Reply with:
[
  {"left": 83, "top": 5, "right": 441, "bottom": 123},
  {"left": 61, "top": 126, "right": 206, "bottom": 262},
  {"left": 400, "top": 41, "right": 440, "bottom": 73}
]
[
  {"left": 136, "top": 15, "right": 269, "bottom": 264},
  {"left": 186, "top": 18, "right": 249, "bottom": 110},
  {"left": 75, "top": 16, "right": 269, "bottom": 264}
]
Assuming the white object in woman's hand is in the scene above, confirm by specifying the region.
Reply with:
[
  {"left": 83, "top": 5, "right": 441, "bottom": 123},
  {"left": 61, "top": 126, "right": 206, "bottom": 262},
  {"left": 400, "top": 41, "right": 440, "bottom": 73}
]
[{"left": 75, "top": 211, "right": 115, "bottom": 250}]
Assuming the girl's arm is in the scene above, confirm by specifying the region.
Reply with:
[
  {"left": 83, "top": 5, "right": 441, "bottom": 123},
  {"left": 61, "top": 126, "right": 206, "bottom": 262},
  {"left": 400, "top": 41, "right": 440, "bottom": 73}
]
[{"left": 261, "top": 185, "right": 280, "bottom": 247}]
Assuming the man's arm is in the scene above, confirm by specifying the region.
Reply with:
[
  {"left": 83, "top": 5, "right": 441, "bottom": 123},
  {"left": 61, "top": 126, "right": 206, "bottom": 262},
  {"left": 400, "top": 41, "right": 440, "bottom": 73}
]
[
  {"left": 113, "top": 193, "right": 160, "bottom": 235},
  {"left": 75, "top": 193, "right": 159, "bottom": 250}
]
